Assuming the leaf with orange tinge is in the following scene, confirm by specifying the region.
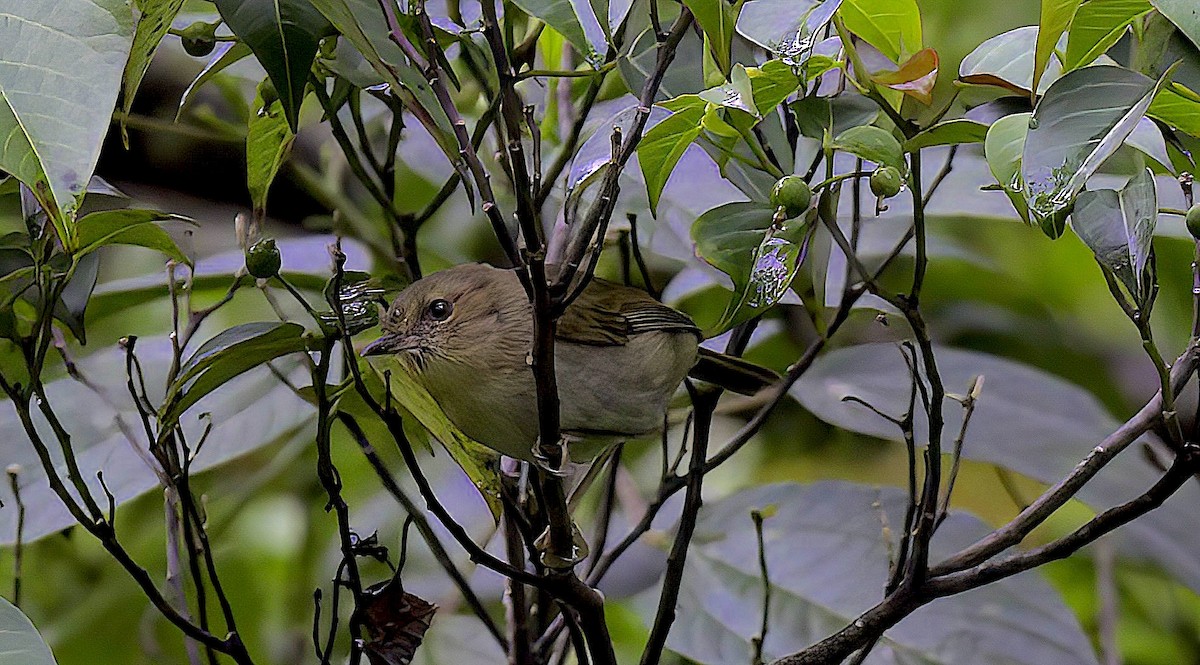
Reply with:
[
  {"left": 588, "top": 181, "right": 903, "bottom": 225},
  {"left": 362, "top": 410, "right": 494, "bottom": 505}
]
[{"left": 870, "top": 48, "right": 939, "bottom": 105}]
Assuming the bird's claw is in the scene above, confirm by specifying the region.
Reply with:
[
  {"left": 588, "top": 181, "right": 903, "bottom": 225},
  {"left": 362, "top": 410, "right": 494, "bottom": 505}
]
[{"left": 531, "top": 437, "right": 571, "bottom": 476}]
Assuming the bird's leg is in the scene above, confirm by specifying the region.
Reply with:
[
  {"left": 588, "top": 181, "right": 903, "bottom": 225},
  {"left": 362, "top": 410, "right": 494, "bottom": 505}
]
[{"left": 531, "top": 434, "right": 572, "bottom": 477}]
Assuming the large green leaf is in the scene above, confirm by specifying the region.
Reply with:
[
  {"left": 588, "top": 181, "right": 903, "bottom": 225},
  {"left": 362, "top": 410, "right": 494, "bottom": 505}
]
[
  {"left": 1064, "top": 0, "right": 1152, "bottom": 69},
  {"left": 830, "top": 125, "right": 906, "bottom": 171},
  {"left": 1150, "top": 0, "right": 1200, "bottom": 50},
  {"left": 903, "top": 119, "right": 988, "bottom": 152},
  {"left": 163, "top": 322, "right": 310, "bottom": 425},
  {"left": 74, "top": 209, "right": 191, "bottom": 264},
  {"left": 984, "top": 112, "right": 1033, "bottom": 223},
  {"left": 652, "top": 482, "right": 1099, "bottom": 665},
  {"left": 838, "top": 0, "right": 921, "bottom": 62},
  {"left": 1020, "top": 65, "right": 1164, "bottom": 232},
  {"left": 692, "top": 202, "right": 809, "bottom": 333},
  {"left": 639, "top": 96, "right": 707, "bottom": 216},
  {"left": 683, "top": 0, "right": 741, "bottom": 75},
  {"left": 1071, "top": 168, "right": 1157, "bottom": 306},
  {"left": 0, "top": 597, "right": 56, "bottom": 665},
  {"left": 122, "top": 0, "right": 187, "bottom": 141},
  {"left": 0, "top": 0, "right": 134, "bottom": 239},
  {"left": 511, "top": 0, "right": 599, "bottom": 62},
  {"left": 790, "top": 344, "right": 1200, "bottom": 596},
  {"left": 1149, "top": 85, "right": 1200, "bottom": 137},
  {"left": 215, "top": 0, "right": 334, "bottom": 131},
  {"left": 1034, "top": 0, "right": 1081, "bottom": 96},
  {"left": 959, "top": 26, "right": 1063, "bottom": 96},
  {"left": 0, "top": 338, "right": 314, "bottom": 544},
  {"left": 247, "top": 87, "right": 296, "bottom": 216}
]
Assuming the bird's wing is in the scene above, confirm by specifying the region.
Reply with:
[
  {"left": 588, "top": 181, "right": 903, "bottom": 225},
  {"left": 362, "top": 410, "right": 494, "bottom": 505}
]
[{"left": 557, "top": 278, "right": 699, "bottom": 346}]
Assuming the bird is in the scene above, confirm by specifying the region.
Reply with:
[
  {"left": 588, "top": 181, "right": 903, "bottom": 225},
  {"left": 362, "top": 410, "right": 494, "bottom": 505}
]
[{"left": 360, "top": 263, "right": 777, "bottom": 462}]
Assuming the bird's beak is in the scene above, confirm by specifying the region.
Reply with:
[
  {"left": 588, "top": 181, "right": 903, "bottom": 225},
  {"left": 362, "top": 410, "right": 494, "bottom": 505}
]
[{"left": 360, "top": 333, "right": 410, "bottom": 357}]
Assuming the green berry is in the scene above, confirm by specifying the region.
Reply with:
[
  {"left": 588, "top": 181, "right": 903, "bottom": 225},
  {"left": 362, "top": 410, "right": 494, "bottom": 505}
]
[
  {"left": 178, "top": 21, "right": 218, "bottom": 58},
  {"left": 1186, "top": 204, "right": 1200, "bottom": 240},
  {"left": 770, "top": 176, "right": 812, "bottom": 218},
  {"left": 869, "top": 166, "right": 904, "bottom": 199},
  {"left": 245, "top": 238, "right": 281, "bottom": 278}
]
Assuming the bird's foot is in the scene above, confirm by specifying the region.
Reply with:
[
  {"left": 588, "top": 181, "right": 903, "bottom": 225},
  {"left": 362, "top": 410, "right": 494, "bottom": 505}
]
[
  {"left": 534, "top": 522, "right": 590, "bottom": 570},
  {"left": 531, "top": 436, "right": 571, "bottom": 476}
]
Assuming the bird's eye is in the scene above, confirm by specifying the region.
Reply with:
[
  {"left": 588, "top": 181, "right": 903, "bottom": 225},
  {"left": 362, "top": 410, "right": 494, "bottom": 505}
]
[{"left": 427, "top": 298, "right": 453, "bottom": 321}]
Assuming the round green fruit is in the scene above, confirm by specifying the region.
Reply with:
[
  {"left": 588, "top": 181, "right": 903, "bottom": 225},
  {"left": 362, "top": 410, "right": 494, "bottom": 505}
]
[
  {"left": 245, "top": 238, "right": 282, "bottom": 278},
  {"left": 179, "top": 21, "right": 218, "bottom": 58},
  {"left": 1186, "top": 204, "right": 1200, "bottom": 240},
  {"left": 869, "top": 166, "right": 904, "bottom": 199},
  {"left": 770, "top": 176, "right": 813, "bottom": 217}
]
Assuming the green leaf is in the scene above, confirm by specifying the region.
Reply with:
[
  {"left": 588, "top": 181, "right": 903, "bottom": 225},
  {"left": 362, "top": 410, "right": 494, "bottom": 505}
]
[
  {"left": 247, "top": 85, "right": 297, "bottom": 217},
  {"left": 0, "top": 0, "right": 134, "bottom": 240},
  {"left": 959, "top": 26, "right": 1063, "bottom": 96},
  {"left": 74, "top": 209, "right": 191, "bottom": 264},
  {"left": 654, "top": 481, "right": 1099, "bottom": 665},
  {"left": 984, "top": 112, "right": 1033, "bottom": 222},
  {"left": 1020, "top": 65, "right": 1168, "bottom": 229},
  {"left": 903, "top": 119, "right": 988, "bottom": 152},
  {"left": 362, "top": 360, "right": 503, "bottom": 520},
  {"left": 1072, "top": 168, "right": 1157, "bottom": 305},
  {"left": 0, "top": 596, "right": 57, "bottom": 665},
  {"left": 56, "top": 253, "right": 99, "bottom": 344},
  {"left": 1034, "top": 0, "right": 1081, "bottom": 97},
  {"left": 838, "top": 0, "right": 921, "bottom": 62},
  {"left": 683, "top": 0, "right": 742, "bottom": 75},
  {"left": 1064, "top": 0, "right": 1152, "bottom": 69},
  {"left": 214, "top": 0, "right": 333, "bottom": 132},
  {"left": 0, "top": 337, "right": 315, "bottom": 544},
  {"left": 639, "top": 96, "right": 707, "bottom": 216},
  {"left": 121, "top": 0, "right": 187, "bottom": 143},
  {"left": 176, "top": 42, "right": 254, "bottom": 121},
  {"left": 745, "top": 59, "right": 801, "bottom": 116},
  {"left": 162, "top": 322, "right": 310, "bottom": 425},
  {"left": 692, "top": 202, "right": 809, "bottom": 333},
  {"left": 512, "top": 0, "right": 599, "bottom": 62},
  {"left": 830, "top": 125, "right": 905, "bottom": 171},
  {"left": 1149, "top": 84, "right": 1200, "bottom": 138},
  {"left": 1150, "top": 0, "right": 1200, "bottom": 50}
]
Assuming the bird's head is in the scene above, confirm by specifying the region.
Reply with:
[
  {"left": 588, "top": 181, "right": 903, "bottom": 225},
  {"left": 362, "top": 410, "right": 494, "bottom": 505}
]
[{"left": 360, "top": 264, "right": 527, "bottom": 372}]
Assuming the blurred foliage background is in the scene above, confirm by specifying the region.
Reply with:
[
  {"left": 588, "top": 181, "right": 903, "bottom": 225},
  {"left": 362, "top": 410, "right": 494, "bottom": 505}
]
[{"left": 7, "top": 0, "right": 1200, "bottom": 663}]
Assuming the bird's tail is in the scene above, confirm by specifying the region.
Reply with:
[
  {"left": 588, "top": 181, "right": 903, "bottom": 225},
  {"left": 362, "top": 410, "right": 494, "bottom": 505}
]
[{"left": 690, "top": 348, "right": 780, "bottom": 395}]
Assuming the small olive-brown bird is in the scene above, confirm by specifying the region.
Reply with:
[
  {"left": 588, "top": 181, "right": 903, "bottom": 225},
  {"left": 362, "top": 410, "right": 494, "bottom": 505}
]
[{"left": 361, "top": 263, "right": 776, "bottom": 461}]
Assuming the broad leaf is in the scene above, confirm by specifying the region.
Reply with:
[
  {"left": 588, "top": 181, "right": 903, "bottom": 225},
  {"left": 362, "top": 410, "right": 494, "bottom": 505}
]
[
  {"left": 736, "top": 0, "right": 841, "bottom": 67},
  {"left": 0, "top": 0, "right": 134, "bottom": 239},
  {"left": 122, "top": 0, "right": 187, "bottom": 142},
  {"left": 215, "top": 0, "right": 333, "bottom": 131},
  {"left": 830, "top": 126, "right": 905, "bottom": 171},
  {"left": 1034, "top": 0, "right": 1081, "bottom": 97},
  {"left": 162, "top": 322, "right": 310, "bottom": 425},
  {"left": 512, "top": 0, "right": 600, "bottom": 62},
  {"left": 247, "top": 86, "right": 297, "bottom": 216},
  {"left": 1149, "top": 85, "right": 1200, "bottom": 138},
  {"left": 1020, "top": 65, "right": 1166, "bottom": 232},
  {"left": 639, "top": 96, "right": 707, "bottom": 216},
  {"left": 959, "top": 26, "right": 1062, "bottom": 96},
  {"left": 903, "top": 119, "right": 988, "bottom": 152},
  {"left": 0, "top": 597, "right": 56, "bottom": 665},
  {"left": 984, "top": 112, "right": 1033, "bottom": 222},
  {"left": 838, "top": 0, "right": 922, "bottom": 63},
  {"left": 656, "top": 482, "right": 1099, "bottom": 665},
  {"left": 74, "top": 209, "right": 191, "bottom": 264},
  {"left": 0, "top": 338, "right": 314, "bottom": 543},
  {"left": 1064, "top": 0, "right": 1152, "bottom": 69},
  {"left": 692, "top": 202, "right": 809, "bottom": 333},
  {"left": 1150, "top": 0, "right": 1200, "bottom": 51},
  {"left": 1072, "top": 168, "right": 1157, "bottom": 305},
  {"left": 745, "top": 60, "right": 802, "bottom": 115},
  {"left": 791, "top": 344, "right": 1200, "bottom": 595},
  {"left": 683, "top": 0, "right": 741, "bottom": 75}
]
